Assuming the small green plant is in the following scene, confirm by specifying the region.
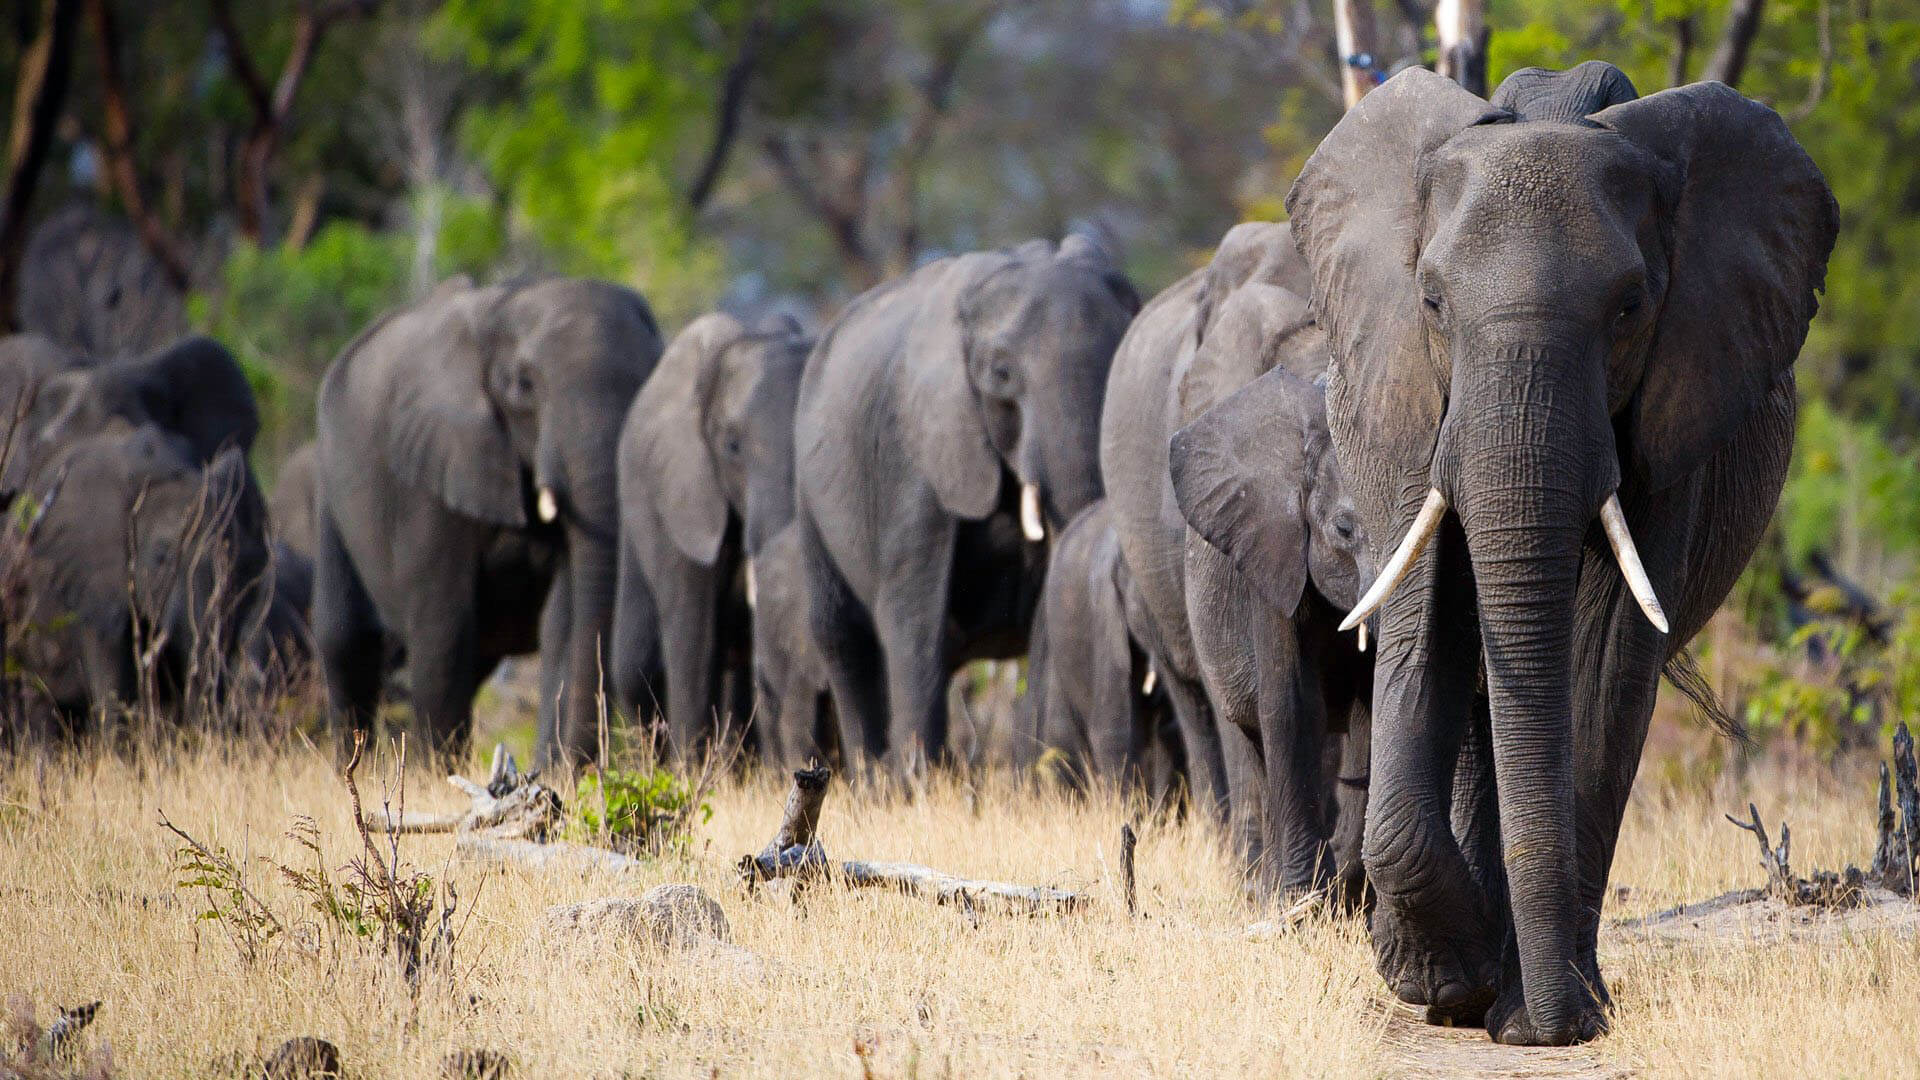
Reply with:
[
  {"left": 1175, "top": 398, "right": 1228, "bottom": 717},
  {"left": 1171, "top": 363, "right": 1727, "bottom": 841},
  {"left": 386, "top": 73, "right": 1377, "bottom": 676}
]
[{"left": 571, "top": 764, "right": 713, "bottom": 858}]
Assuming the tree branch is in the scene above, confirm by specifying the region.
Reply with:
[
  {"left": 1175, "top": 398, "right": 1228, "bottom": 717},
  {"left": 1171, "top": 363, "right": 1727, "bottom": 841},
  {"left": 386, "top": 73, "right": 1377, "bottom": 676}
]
[
  {"left": 1669, "top": 15, "right": 1695, "bottom": 87},
  {"left": 1702, "top": 0, "right": 1766, "bottom": 89},
  {"left": 887, "top": 5, "right": 994, "bottom": 274},
  {"left": 84, "top": 0, "right": 191, "bottom": 288},
  {"left": 761, "top": 132, "right": 877, "bottom": 289},
  {"left": 1784, "top": 0, "right": 1833, "bottom": 122},
  {"left": 688, "top": 0, "right": 768, "bottom": 212},
  {"left": 0, "top": 0, "right": 81, "bottom": 331}
]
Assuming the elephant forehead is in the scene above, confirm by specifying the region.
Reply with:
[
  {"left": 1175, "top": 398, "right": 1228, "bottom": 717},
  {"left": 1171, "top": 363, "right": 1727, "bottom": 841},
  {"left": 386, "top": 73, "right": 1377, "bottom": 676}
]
[{"left": 1432, "top": 123, "right": 1651, "bottom": 216}]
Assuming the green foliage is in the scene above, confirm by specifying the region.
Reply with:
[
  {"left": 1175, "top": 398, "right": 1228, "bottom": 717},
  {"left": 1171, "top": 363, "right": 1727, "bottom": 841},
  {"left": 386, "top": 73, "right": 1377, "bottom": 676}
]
[
  {"left": 1777, "top": 399, "right": 1920, "bottom": 571},
  {"left": 571, "top": 764, "right": 712, "bottom": 857},
  {"left": 1742, "top": 578, "right": 1920, "bottom": 755}
]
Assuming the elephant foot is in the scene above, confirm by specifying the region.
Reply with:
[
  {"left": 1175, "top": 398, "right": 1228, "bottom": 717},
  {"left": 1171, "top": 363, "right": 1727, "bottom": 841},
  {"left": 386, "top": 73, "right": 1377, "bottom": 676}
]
[
  {"left": 1371, "top": 905, "right": 1499, "bottom": 1026},
  {"left": 1485, "top": 979, "right": 1608, "bottom": 1046}
]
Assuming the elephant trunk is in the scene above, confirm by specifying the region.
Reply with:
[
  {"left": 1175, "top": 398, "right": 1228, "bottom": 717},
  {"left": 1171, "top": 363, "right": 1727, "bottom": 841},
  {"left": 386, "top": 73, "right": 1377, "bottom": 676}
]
[
  {"left": 548, "top": 398, "right": 628, "bottom": 762},
  {"left": 1437, "top": 336, "right": 1614, "bottom": 1041}
]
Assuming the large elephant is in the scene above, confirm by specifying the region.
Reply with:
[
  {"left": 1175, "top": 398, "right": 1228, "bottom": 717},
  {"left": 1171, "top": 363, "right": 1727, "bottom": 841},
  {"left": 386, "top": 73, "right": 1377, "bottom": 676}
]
[
  {"left": 7, "top": 425, "right": 269, "bottom": 727},
  {"left": 1171, "top": 365, "right": 1372, "bottom": 904},
  {"left": 793, "top": 236, "right": 1139, "bottom": 775},
  {"left": 1098, "top": 221, "right": 1322, "bottom": 840},
  {"left": 313, "top": 276, "right": 662, "bottom": 761},
  {"left": 610, "top": 313, "right": 810, "bottom": 762},
  {"left": 1022, "top": 498, "right": 1180, "bottom": 794},
  {"left": 1285, "top": 63, "right": 1836, "bottom": 1044},
  {"left": 269, "top": 441, "right": 319, "bottom": 562}
]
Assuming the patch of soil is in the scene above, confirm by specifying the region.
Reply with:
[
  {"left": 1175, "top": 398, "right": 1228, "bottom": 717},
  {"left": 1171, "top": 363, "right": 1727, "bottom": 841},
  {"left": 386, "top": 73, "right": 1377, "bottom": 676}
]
[{"left": 1378, "top": 1000, "right": 1628, "bottom": 1080}]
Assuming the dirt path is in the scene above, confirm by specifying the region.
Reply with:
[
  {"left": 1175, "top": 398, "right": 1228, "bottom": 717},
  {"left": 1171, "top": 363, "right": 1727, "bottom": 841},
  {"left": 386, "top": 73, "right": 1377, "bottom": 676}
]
[{"left": 1379, "top": 1001, "right": 1628, "bottom": 1080}]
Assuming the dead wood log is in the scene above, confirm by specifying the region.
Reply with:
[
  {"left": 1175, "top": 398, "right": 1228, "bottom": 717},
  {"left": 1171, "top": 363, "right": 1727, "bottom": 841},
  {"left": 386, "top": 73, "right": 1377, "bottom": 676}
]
[
  {"left": 1870, "top": 721, "right": 1918, "bottom": 895},
  {"left": 1121, "top": 822, "right": 1137, "bottom": 918},
  {"left": 1727, "top": 801, "right": 1866, "bottom": 908},
  {"left": 738, "top": 767, "right": 1089, "bottom": 916}
]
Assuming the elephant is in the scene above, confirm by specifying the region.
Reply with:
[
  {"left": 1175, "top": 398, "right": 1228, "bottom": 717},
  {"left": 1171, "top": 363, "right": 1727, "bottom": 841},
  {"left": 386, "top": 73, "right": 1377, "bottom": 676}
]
[
  {"left": 792, "top": 235, "right": 1139, "bottom": 776},
  {"left": 1022, "top": 498, "right": 1182, "bottom": 795},
  {"left": 6, "top": 423, "right": 270, "bottom": 727},
  {"left": 748, "top": 519, "right": 836, "bottom": 769},
  {"left": 1170, "top": 365, "right": 1372, "bottom": 904},
  {"left": 610, "top": 312, "right": 811, "bottom": 763},
  {"left": 1098, "top": 220, "right": 1325, "bottom": 847},
  {"left": 1284, "top": 62, "right": 1836, "bottom": 1043},
  {"left": 312, "top": 276, "right": 662, "bottom": 762},
  {"left": 269, "top": 441, "right": 319, "bottom": 562},
  {"left": 0, "top": 333, "right": 259, "bottom": 494}
]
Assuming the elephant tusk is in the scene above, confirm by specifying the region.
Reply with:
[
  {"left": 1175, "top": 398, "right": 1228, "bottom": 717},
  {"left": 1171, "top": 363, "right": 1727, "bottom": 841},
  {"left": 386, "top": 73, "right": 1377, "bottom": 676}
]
[
  {"left": 745, "top": 558, "right": 757, "bottom": 610},
  {"left": 1356, "top": 622, "right": 1368, "bottom": 652},
  {"left": 1019, "top": 482, "right": 1046, "bottom": 543},
  {"left": 1599, "top": 493, "right": 1670, "bottom": 635},
  {"left": 536, "top": 486, "right": 559, "bottom": 523},
  {"left": 1141, "top": 667, "right": 1157, "bottom": 695},
  {"left": 1340, "top": 488, "right": 1447, "bottom": 633}
]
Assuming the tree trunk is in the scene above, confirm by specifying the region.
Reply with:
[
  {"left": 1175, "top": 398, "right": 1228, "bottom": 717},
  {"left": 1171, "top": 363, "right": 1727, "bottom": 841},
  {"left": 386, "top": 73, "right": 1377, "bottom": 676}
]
[
  {"left": 0, "top": 0, "right": 81, "bottom": 331},
  {"left": 1434, "top": 0, "right": 1488, "bottom": 97},
  {"left": 1702, "top": 0, "right": 1767, "bottom": 89},
  {"left": 1334, "top": 0, "right": 1380, "bottom": 108}
]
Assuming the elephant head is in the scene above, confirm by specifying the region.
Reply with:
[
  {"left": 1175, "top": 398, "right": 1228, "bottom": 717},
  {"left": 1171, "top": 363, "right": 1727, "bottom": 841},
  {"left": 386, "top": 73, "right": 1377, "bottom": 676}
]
[
  {"left": 1170, "top": 366, "right": 1368, "bottom": 620},
  {"left": 904, "top": 235, "right": 1140, "bottom": 538},
  {"left": 1, "top": 334, "right": 257, "bottom": 493},
  {"left": 1286, "top": 63, "right": 1835, "bottom": 1041},
  {"left": 627, "top": 312, "right": 811, "bottom": 568}
]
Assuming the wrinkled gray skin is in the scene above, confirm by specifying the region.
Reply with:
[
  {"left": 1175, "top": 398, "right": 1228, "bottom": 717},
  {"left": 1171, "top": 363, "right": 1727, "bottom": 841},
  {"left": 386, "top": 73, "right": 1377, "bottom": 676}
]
[
  {"left": 313, "top": 277, "right": 661, "bottom": 762},
  {"left": 794, "top": 236, "right": 1139, "bottom": 776},
  {"left": 610, "top": 313, "right": 811, "bottom": 763},
  {"left": 1286, "top": 63, "right": 1836, "bottom": 1044},
  {"left": 749, "top": 519, "right": 836, "bottom": 769},
  {"left": 9, "top": 426, "right": 268, "bottom": 725},
  {"left": 1022, "top": 498, "right": 1183, "bottom": 795},
  {"left": 1099, "top": 221, "right": 1321, "bottom": 840},
  {"left": 1171, "top": 366, "right": 1372, "bottom": 904},
  {"left": 17, "top": 205, "right": 188, "bottom": 361},
  {"left": 269, "top": 441, "right": 319, "bottom": 562}
]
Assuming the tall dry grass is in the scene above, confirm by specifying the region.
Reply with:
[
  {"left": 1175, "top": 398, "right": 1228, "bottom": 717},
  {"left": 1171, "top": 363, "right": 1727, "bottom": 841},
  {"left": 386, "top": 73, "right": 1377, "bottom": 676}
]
[{"left": 0, "top": 721, "right": 1914, "bottom": 1078}]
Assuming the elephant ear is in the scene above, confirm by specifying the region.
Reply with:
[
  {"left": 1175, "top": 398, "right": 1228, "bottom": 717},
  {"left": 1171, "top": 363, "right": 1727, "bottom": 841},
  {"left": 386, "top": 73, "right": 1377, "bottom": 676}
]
[
  {"left": 899, "top": 252, "right": 1017, "bottom": 519},
  {"left": 1284, "top": 68, "right": 1506, "bottom": 523},
  {"left": 1171, "top": 367, "right": 1321, "bottom": 618},
  {"left": 118, "top": 336, "right": 261, "bottom": 461},
  {"left": 636, "top": 312, "right": 746, "bottom": 564},
  {"left": 382, "top": 286, "right": 525, "bottom": 526},
  {"left": 1594, "top": 83, "right": 1838, "bottom": 489}
]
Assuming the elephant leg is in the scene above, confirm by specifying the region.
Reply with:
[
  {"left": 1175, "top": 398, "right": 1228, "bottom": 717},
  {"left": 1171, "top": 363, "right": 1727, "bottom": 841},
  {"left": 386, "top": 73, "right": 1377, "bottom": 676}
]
[
  {"left": 403, "top": 607, "right": 481, "bottom": 764},
  {"left": 1087, "top": 605, "right": 1146, "bottom": 795},
  {"left": 871, "top": 525, "right": 958, "bottom": 778},
  {"left": 610, "top": 537, "right": 662, "bottom": 731},
  {"left": 311, "top": 509, "right": 383, "bottom": 739},
  {"left": 1160, "top": 665, "right": 1227, "bottom": 825},
  {"left": 656, "top": 557, "right": 722, "bottom": 761},
  {"left": 556, "top": 532, "right": 622, "bottom": 769},
  {"left": 1330, "top": 690, "right": 1372, "bottom": 910},
  {"left": 1258, "top": 615, "right": 1339, "bottom": 899},
  {"left": 1220, "top": 715, "right": 1270, "bottom": 901},
  {"left": 535, "top": 557, "right": 571, "bottom": 767},
  {"left": 1363, "top": 522, "right": 1500, "bottom": 1026},
  {"left": 800, "top": 519, "right": 887, "bottom": 775}
]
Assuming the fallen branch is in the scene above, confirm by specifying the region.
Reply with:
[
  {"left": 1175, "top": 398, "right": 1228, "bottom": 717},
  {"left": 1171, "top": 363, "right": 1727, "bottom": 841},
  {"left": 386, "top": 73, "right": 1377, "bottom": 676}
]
[
  {"left": 738, "top": 767, "right": 1089, "bottom": 916},
  {"left": 1870, "top": 721, "right": 1919, "bottom": 895},
  {"left": 1726, "top": 801, "right": 1865, "bottom": 908}
]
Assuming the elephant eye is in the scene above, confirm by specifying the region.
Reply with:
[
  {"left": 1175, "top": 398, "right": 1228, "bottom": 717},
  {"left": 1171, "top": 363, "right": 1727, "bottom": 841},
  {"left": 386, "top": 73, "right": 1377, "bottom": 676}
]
[
  {"left": 991, "top": 365, "right": 1012, "bottom": 384},
  {"left": 1334, "top": 516, "right": 1356, "bottom": 541},
  {"left": 1615, "top": 294, "right": 1642, "bottom": 326}
]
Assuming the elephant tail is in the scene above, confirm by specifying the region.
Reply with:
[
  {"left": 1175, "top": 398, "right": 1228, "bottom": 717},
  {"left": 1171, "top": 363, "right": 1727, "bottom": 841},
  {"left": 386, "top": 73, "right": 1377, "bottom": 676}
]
[{"left": 1662, "top": 648, "right": 1750, "bottom": 749}]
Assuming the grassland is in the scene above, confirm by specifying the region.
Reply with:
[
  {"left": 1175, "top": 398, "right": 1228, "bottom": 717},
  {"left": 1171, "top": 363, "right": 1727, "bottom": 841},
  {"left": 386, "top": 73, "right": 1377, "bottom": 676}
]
[{"left": 1, "top": 706, "right": 1915, "bottom": 1079}]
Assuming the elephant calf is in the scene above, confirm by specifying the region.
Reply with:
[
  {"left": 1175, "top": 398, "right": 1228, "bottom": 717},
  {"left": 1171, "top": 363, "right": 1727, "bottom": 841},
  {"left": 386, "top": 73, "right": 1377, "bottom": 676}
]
[
  {"left": 748, "top": 520, "right": 836, "bottom": 769},
  {"left": 1171, "top": 367, "right": 1372, "bottom": 904},
  {"left": 1023, "top": 499, "right": 1181, "bottom": 795},
  {"left": 7, "top": 425, "right": 269, "bottom": 727}
]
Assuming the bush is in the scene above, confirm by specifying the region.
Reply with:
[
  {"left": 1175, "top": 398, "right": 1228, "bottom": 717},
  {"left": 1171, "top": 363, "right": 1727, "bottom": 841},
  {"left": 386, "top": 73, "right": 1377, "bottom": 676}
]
[{"left": 571, "top": 764, "right": 713, "bottom": 858}]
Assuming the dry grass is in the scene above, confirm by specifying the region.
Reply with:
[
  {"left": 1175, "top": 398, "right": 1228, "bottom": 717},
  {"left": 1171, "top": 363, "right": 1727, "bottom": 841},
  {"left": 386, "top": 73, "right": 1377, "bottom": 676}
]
[{"left": 0, "top": 715, "right": 1915, "bottom": 1079}]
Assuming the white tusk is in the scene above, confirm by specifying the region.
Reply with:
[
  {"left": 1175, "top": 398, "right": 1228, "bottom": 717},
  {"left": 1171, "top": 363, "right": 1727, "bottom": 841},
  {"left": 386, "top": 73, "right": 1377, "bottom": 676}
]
[
  {"left": 1599, "top": 493, "right": 1670, "bottom": 635},
  {"left": 536, "top": 486, "right": 559, "bottom": 523},
  {"left": 1019, "top": 482, "right": 1046, "bottom": 542},
  {"left": 745, "top": 558, "right": 757, "bottom": 610},
  {"left": 1340, "top": 488, "right": 1447, "bottom": 632},
  {"left": 1141, "top": 667, "right": 1157, "bottom": 695},
  {"left": 1356, "top": 622, "right": 1368, "bottom": 652}
]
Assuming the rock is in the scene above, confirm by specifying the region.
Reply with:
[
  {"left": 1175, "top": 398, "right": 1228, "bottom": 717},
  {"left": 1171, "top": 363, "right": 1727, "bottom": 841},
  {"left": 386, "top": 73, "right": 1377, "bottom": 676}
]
[
  {"left": 261, "top": 1037, "right": 341, "bottom": 1079},
  {"left": 542, "top": 884, "right": 731, "bottom": 951},
  {"left": 442, "top": 1048, "right": 512, "bottom": 1079}
]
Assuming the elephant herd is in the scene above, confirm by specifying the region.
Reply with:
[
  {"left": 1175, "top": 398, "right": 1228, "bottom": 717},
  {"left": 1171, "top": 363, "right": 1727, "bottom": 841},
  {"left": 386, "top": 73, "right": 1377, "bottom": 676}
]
[{"left": 0, "top": 64, "right": 1836, "bottom": 1046}]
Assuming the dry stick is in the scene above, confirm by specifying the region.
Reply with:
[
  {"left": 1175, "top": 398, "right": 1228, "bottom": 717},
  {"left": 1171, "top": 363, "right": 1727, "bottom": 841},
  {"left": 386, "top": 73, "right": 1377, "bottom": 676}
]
[
  {"left": 1120, "top": 822, "right": 1138, "bottom": 918},
  {"left": 738, "top": 767, "right": 1088, "bottom": 916}
]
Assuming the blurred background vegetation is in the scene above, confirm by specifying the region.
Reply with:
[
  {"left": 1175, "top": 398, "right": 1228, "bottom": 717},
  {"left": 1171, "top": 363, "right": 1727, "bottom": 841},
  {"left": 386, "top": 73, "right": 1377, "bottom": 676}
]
[{"left": 2, "top": 0, "right": 1916, "bottom": 759}]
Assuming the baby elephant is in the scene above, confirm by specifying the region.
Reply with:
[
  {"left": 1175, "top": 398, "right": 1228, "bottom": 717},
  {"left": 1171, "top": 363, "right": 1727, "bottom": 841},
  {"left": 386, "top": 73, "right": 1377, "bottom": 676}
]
[
  {"left": 1171, "top": 367, "right": 1372, "bottom": 904},
  {"left": 748, "top": 520, "right": 836, "bottom": 769},
  {"left": 1024, "top": 499, "right": 1183, "bottom": 797}
]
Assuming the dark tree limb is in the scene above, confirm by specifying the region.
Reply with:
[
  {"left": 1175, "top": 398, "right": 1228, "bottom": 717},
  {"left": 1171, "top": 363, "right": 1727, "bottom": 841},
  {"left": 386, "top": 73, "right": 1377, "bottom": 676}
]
[
  {"left": 885, "top": 4, "right": 993, "bottom": 276},
  {"left": 1120, "top": 822, "right": 1137, "bottom": 918},
  {"left": 0, "top": 0, "right": 81, "bottom": 331},
  {"left": 687, "top": 0, "right": 769, "bottom": 212},
  {"left": 761, "top": 133, "right": 877, "bottom": 290},
  {"left": 1702, "top": 0, "right": 1766, "bottom": 89},
  {"left": 1784, "top": 0, "right": 1834, "bottom": 122},
  {"left": 1668, "top": 15, "right": 1695, "bottom": 87},
  {"left": 210, "top": 0, "right": 379, "bottom": 243},
  {"left": 83, "top": 0, "right": 190, "bottom": 289}
]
